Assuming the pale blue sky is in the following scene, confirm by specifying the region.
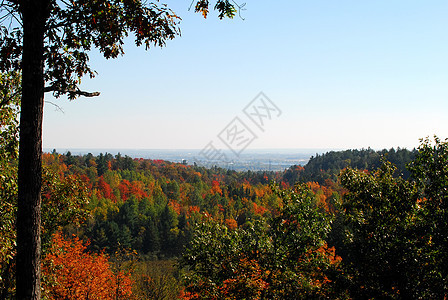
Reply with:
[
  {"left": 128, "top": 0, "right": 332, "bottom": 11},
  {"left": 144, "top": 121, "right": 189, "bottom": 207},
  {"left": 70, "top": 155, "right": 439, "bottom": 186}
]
[{"left": 43, "top": 0, "right": 448, "bottom": 150}]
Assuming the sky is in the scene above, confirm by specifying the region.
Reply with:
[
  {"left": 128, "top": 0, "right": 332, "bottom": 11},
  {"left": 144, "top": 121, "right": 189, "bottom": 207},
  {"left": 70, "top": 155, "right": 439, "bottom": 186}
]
[{"left": 43, "top": 0, "right": 448, "bottom": 151}]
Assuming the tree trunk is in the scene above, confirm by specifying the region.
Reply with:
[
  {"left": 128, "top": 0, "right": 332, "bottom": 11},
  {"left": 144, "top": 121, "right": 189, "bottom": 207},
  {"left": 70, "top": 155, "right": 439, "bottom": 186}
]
[{"left": 16, "top": 1, "right": 49, "bottom": 299}]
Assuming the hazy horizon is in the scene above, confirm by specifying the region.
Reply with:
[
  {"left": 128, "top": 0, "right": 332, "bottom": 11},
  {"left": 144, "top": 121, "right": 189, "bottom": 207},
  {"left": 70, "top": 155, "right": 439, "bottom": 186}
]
[
  {"left": 43, "top": 1, "right": 447, "bottom": 150},
  {"left": 43, "top": 144, "right": 417, "bottom": 154}
]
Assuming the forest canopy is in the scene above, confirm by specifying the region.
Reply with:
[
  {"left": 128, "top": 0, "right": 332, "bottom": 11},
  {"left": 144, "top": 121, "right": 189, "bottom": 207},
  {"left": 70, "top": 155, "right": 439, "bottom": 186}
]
[{"left": 1, "top": 118, "right": 446, "bottom": 298}]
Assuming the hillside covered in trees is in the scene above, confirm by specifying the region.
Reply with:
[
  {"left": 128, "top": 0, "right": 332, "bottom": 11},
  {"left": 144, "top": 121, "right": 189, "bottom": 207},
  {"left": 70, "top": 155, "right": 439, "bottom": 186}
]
[
  {"left": 2, "top": 136, "right": 447, "bottom": 299},
  {"left": 284, "top": 147, "right": 416, "bottom": 185}
]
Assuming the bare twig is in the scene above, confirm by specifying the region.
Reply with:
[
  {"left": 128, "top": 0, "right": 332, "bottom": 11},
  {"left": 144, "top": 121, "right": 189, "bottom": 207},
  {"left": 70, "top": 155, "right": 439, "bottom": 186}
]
[
  {"left": 231, "top": 0, "right": 246, "bottom": 20},
  {"left": 188, "top": 1, "right": 246, "bottom": 20},
  {"left": 188, "top": 0, "right": 195, "bottom": 11},
  {"left": 45, "top": 100, "right": 64, "bottom": 113},
  {"left": 0, "top": 2, "right": 22, "bottom": 27}
]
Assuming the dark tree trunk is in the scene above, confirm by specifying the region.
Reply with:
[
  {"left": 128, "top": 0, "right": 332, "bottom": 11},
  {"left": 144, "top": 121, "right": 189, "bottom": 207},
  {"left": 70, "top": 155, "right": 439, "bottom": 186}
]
[{"left": 16, "top": 1, "right": 49, "bottom": 299}]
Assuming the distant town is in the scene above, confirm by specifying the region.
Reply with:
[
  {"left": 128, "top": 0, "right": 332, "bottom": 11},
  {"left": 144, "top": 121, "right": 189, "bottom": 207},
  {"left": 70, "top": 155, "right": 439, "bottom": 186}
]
[{"left": 43, "top": 149, "right": 337, "bottom": 171}]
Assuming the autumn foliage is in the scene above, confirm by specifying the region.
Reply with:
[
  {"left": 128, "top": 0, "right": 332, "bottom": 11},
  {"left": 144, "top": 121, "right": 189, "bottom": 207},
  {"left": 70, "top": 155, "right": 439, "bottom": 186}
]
[
  {"left": 5, "top": 144, "right": 441, "bottom": 298},
  {"left": 42, "top": 233, "right": 133, "bottom": 300}
]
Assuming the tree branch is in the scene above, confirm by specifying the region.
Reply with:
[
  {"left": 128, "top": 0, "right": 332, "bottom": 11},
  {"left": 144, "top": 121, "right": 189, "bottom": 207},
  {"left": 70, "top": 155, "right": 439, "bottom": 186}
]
[
  {"left": 0, "top": 1, "right": 22, "bottom": 27},
  {"left": 231, "top": 1, "right": 246, "bottom": 20},
  {"left": 44, "top": 100, "right": 64, "bottom": 113},
  {"left": 44, "top": 86, "right": 100, "bottom": 97},
  {"left": 0, "top": 89, "right": 21, "bottom": 108},
  {"left": 188, "top": 1, "right": 246, "bottom": 20}
]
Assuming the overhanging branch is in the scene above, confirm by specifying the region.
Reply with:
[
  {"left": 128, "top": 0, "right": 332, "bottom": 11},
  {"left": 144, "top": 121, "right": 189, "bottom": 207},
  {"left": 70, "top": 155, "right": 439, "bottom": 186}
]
[{"left": 44, "top": 86, "right": 100, "bottom": 97}]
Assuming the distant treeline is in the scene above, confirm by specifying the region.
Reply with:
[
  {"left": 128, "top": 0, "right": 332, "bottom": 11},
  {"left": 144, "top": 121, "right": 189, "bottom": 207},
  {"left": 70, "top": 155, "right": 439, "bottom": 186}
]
[
  {"left": 284, "top": 147, "right": 416, "bottom": 185},
  {"left": 39, "top": 147, "right": 416, "bottom": 258},
  {"left": 28, "top": 141, "right": 447, "bottom": 299}
]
